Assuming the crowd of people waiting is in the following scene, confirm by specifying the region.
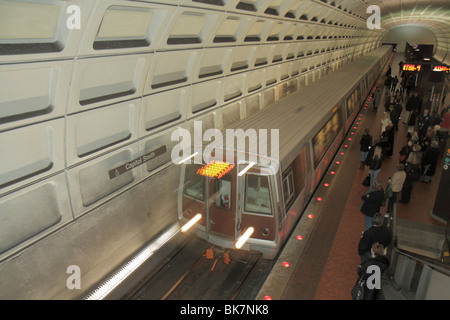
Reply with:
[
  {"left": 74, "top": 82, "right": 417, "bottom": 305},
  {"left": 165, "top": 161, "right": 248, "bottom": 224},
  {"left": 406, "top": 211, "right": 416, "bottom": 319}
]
[{"left": 352, "top": 65, "right": 449, "bottom": 300}]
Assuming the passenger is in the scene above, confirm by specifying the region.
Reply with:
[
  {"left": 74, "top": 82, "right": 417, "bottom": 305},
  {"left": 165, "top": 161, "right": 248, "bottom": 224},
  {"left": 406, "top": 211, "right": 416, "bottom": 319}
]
[
  {"left": 384, "top": 76, "right": 392, "bottom": 95},
  {"left": 359, "top": 128, "right": 372, "bottom": 169},
  {"left": 360, "top": 180, "right": 385, "bottom": 230},
  {"left": 384, "top": 94, "right": 395, "bottom": 113},
  {"left": 391, "top": 76, "right": 399, "bottom": 93},
  {"left": 404, "top": 92, "right": 419, "bottom": 125},
  {"left": 417, "top": 109, "right": 430, "bottom": 140},
  {"left": 358, "top": 213, "right": 392, "bottom": 263},
  {"left": 398, "top": 140, "right": 413, "bottom": 164},
  {"left": 389, "top": 105, "right": 400, "bottom": 132},
  {"left": 421, "top": 140, "right": 440, "bottom": 183},
  {"left": 366, "top": 146, "right": 383, "bottom": 190},
  {"left": 372, "top": 87, "right": 381, "bottom": 112},
  {"left": 385, "top": 65, "right": 392, "bottom": 78},
  {"left": 386, "top": 164, "right": 406, "bottom": 214},
  {"left": 380, "top": 125, "right": 394, "bottom": 157},
  {"left": 400, "top": 152, "right": 421, "bottom": 204},
  {"left": 381, "top": 112, "right": 392, "bottom": 133},
  {"left": 406, "top": 109, "right": 417, "bottom": 138},
  {"left": 356, "top": 242, "right": 390, "bottom": 300}
]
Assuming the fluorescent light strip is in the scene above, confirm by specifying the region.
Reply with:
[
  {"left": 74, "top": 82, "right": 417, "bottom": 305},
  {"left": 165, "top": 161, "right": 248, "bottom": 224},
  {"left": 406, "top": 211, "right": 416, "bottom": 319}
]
[
  {"left": 238, "top": 162, "right": 256, "bottom": 176},
  {"left": 177, "top": 152, "right": 199, "bottom": 164},
  {"left": 235, "top": 227, "right": 254, "bottom": 249},
  {"left": 181, "top": 213, "right": 202, "bottom": 233},
  {"left": 84, "top": 224, "right": 180, "bottom": 300}
]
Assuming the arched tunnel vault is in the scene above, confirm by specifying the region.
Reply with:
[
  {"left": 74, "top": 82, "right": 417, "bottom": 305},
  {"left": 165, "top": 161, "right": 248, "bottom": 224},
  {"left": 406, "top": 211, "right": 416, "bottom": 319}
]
[{"left": 0, "top": 0, "right": 449, "bottom": 299}]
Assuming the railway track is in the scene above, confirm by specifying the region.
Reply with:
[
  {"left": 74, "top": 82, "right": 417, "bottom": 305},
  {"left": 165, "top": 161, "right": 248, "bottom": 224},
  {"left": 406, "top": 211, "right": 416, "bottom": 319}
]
[{"left": 130, "top": 236, "right": 274, "bottom": 300}]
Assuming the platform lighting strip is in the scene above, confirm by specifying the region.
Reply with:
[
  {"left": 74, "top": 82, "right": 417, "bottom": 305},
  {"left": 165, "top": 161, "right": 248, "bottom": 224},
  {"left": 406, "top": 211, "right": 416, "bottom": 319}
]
[
  {"left": 238, "top": 162, "right": 256, "bottom": 176},
  {"left": 84, "top": 216, "right": 202, "bottom": 300}
]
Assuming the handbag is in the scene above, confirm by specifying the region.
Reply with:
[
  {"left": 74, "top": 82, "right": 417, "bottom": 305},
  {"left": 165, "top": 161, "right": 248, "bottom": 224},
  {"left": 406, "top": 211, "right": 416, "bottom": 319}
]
[
  {"left": 362, "top": 175, "right": 371, "bottom": 186},
  {"left": 351, "top": 277, "right": 365, "bottom": 300}
]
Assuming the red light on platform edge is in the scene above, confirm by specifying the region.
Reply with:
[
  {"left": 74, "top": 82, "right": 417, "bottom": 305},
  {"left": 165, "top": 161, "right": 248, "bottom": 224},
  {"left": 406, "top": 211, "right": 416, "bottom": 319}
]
[
  {"left": 336, "top": 161, "right": 340, "bottom": 164},
  {"left": 317, "top": 197, "right": 323, "bottom": 201},
  {"left": 296, "top": 235, "right": 304, "bottom": 240},
  {"left": 282, "top": 261, "right": 290, "bottom": 267},
  {"left": 330, "top": 171, "right": 336, "bottom": 175},
  {"left": 264, "top": 296, "right": 272, "bottom": 300},
  {"left": 307, "top": 214, "right": 314, "bottom": 219},
  {"left": 340, "top": 152, "right": 345, "bottom": 155},
  {"left": 324, "top": 183, "right": 330, "bottom": 187}
]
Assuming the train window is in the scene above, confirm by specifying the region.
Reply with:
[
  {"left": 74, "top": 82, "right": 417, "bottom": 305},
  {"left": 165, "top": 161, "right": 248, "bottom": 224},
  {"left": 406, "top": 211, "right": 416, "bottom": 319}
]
[
  {"left": 213, "top": 175, "right": 232, "bottom": 210},
  {"left": 282, "top": 168, "right": 295, "bottom": 209},
  {"left": 312, "top": 109, "right": 343, "bottom": 168},
  {"left": 244, "top": 174, "right": 272, "bottom": 215},
  {"left": 183, "top": 165, "right": 205, "bottom": 202}
]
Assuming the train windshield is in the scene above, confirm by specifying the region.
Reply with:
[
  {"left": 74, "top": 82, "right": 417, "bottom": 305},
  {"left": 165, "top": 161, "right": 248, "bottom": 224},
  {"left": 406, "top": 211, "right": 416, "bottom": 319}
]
[
  {"left": 183, "top": 164, "right": 205, "bottom": 202},
  {"left": 244, "top": 174, "right": 272, "bottom": 215}
]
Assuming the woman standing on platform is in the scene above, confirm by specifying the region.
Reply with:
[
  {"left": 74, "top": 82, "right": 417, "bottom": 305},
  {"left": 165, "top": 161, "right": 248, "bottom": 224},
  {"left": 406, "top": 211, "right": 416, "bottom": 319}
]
[
  {"left": 360, "top": 181, "right": 385, "bottom": 230},
  {"left": 356, "top": 242, "right": 390, "bottom": 300},
  {"left": 422, "top": 140, "right": 440, "bottom": 183},
  {"left": 400, "top": 152, "right": 421, "bottom": 203},
  {"left": 367, "top": 146, "right": 383, "bottom": 189}
]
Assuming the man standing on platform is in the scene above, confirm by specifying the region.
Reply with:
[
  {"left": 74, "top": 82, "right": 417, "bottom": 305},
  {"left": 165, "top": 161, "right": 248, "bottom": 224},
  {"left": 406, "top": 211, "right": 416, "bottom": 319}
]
[{"left": 358, "top": 213, "right": 392, "bottom": 263}]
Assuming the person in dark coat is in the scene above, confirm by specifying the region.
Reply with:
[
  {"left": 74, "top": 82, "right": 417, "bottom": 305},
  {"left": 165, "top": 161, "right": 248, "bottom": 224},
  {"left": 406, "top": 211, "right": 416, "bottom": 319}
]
[
  {"left": 358, "top": 213, "right": 392, "bottom": 263},
  {"left": 380, "top": 125, "right": 394, "bottom": 157},
  {"left": 418, "top": 109, "right": 431, "bottom": 140},
  {"left": 356, "top": 242, "right": 390, "bottom": 300},
  {"left": 389, "top": 105, "right": 400, "bottom": 131},
  {"left": 404, "top": 92, "right": 419, "bottom": 125},
  {"left": 400, "top": 152, "right": 421, "bottom": 203},
  {"left": 407, "top": 109, "right": 417, "bottom": 138},
  {"left": 399, "top": 140, "right": 413, "bottom": 163},
  {"left": 422, "top": 140, "right": 440, "bottom": 183},
  {"left": 359, "top": 128, "right": 372, "bottom": 169},
  {"left": 361, "top": 181, "right": 385, "bottom": 230}
]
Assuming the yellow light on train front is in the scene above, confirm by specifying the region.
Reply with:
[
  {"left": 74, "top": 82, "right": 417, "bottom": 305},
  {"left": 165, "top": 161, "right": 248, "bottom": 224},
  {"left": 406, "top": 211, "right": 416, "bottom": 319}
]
[
  {"left": 197, "top": 161, "right": 234, "bottom": 179},
  {"left": 234, "top": 227, "right": 254, "bottom": 249},
  {"left": 181, "top": 213, "right": 202, "bottom": 233}
]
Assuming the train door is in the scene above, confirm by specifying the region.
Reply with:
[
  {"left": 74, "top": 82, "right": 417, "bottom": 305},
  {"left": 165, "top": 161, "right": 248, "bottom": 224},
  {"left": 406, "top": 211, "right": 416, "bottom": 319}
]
[{"left": 208, "top": 170, "right": 237, "bottom": 239}]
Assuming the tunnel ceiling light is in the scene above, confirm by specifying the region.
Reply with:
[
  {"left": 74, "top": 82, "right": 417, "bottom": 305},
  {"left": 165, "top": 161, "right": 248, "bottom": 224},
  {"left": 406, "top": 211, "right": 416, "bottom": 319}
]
[
  {"left": 181, "top": 213, "right": 202, "bottom": 233},
  {"left": 235, "top": 227, "right": 254, "bottom": 249}
]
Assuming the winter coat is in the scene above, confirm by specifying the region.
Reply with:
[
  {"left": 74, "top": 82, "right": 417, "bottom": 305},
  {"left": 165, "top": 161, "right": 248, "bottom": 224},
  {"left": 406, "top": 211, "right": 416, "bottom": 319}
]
[
  {"left": 422, "top": 147, "right": 439, "bottom": 176},
  {"left": 359, "top": 134, "right": 372, "bottom": 152},
  {"left": 357, "top": 255, "right": 390, "bottom": 300},
  {"left": 403, "top": 163, "right": 420, "bottom": 187},
  {"left": 358, "top": 226, "right": 392, "bottom": 256},
  {"left": 390, "top": 170, "right": 407, "bottom": 192},
  {"left": 360, "top": 189, "right": 385, "bottom": 217}
]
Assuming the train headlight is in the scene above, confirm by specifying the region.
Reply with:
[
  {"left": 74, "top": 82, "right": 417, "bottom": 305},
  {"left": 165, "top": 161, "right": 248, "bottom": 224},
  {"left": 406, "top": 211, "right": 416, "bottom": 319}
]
[
  {"left": 181, "top": 213, "right": 202, "bottom": 233},
  {"left": 234, "top": 227, "right": 254, "bottom": 249}
]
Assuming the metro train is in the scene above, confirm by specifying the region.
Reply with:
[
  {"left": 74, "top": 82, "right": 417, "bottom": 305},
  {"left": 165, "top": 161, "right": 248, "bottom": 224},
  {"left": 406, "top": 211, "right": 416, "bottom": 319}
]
[{"left": 177, "top": 45, "right": 392, "bottom": 259}]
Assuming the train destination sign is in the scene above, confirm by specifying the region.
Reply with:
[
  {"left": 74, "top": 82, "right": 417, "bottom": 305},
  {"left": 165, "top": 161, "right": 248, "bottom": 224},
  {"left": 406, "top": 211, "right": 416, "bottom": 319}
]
[
  {"left": 432, "top": 65, "right": 449, "bottom": 73},
  {"left": 109, "top": 145, "right": 167, "bottom": 179},
  {"left": 402, "top": 64, "right": 421, "bottom": 72}
]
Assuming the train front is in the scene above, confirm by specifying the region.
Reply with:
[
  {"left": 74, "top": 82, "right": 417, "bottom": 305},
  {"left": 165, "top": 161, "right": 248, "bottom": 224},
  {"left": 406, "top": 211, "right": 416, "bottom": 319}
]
[{"left": 176, "top": 146, "right": 283, "bottom": 259}]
